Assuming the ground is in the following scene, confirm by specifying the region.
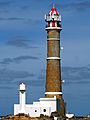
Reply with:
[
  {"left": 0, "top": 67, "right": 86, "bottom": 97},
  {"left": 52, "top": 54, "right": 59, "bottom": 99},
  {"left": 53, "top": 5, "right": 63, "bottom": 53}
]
[
  {"left": 0, "top": 114, "right": 52, "bottom": 120},
  {"left": 1, "top": 114, "right": 90, "bottom": 120}
]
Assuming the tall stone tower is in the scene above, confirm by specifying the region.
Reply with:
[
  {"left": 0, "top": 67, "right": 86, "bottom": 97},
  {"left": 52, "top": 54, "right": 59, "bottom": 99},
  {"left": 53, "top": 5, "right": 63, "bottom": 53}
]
[{"left": 45, "top": 7, "right": 65, "bottom": 116}]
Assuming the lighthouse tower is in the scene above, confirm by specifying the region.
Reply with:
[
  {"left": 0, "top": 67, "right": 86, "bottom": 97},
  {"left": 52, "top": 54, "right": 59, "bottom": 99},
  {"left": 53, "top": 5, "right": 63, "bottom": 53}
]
[
  {"left": 19, "top": 83, "right": 26, "bottom": 113},
  {"left": 45, "top": 7, "right": 65, "bottom": 116}
]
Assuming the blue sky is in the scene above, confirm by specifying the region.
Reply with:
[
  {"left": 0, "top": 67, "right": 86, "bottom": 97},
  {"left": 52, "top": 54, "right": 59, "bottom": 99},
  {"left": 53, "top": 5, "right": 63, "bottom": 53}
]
[{"left": 0, "top": 0, "right": 90, "bottom": 116}]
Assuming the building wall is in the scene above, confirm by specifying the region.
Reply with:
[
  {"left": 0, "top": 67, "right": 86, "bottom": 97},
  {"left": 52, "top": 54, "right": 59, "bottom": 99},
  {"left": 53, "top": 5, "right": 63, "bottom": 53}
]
[
  {"left": 14, "top": 104, "right": 20, "bottom": 115},
  {"left": 14, "top": 96, "right": 57, "bottom": 117}
]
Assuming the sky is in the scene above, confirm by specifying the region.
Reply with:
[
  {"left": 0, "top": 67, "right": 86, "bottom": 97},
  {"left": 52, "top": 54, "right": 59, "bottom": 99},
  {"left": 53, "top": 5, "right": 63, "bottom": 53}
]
[{"left": 0, "top": 0, "right": 90, "bottom": 116}]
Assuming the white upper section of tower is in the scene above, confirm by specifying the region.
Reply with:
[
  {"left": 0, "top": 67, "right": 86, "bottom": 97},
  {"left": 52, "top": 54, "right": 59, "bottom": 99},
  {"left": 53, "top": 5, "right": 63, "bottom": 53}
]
[
  {"left": 45, "top": 7, "right": 62, "bottom": 30},
  {"left": 19, "top": 83, "right": 26, "bottom": 91},
  {"left": 45, "top": 7, "right": 61, "bottom": 22},
  {"left": 49, "top": 7, "right": 59, "bottom": 15}
]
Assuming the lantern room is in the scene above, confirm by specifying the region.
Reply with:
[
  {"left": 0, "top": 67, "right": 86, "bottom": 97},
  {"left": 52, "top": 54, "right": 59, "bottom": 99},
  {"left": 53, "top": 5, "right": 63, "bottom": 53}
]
[{"left": 45, "top": 7, "right": 62, "bottom": 29}]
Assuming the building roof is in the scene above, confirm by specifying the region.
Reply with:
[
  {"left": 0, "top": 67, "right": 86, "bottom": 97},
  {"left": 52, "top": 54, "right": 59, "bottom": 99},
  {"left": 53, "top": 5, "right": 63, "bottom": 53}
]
[{"left": 49, "top": 7, "right": 59, "bottom": 15}]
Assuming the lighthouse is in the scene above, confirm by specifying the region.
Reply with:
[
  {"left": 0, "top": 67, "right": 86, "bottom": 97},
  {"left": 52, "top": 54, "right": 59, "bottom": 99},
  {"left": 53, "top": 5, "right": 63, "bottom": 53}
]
[
  {"left": 45, "top": 6, "right": 65, "bottom": 116},
  {"left": 19, "top": 83, "right": 26, "bottom": 113},
  {"left": 14, "top": 6, "right": 65, "bottom": 118}
]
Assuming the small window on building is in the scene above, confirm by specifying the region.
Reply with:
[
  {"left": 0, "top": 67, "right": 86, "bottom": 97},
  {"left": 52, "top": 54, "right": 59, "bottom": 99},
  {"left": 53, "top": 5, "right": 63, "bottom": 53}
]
[
  {"left": 35, "top": 110, "right": 37, "bottom": 112},
  {"left": 43, "top": 109, "right": 46, "bottom": 112}
]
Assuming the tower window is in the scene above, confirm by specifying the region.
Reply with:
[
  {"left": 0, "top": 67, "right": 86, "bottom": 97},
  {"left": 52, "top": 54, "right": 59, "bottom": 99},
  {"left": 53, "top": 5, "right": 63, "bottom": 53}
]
[
  {"left": 43, "top": 109, "right": 46, "bottom": 112},
  {"left": 35, "top": 110, "right": 37, "bottom": 112}
]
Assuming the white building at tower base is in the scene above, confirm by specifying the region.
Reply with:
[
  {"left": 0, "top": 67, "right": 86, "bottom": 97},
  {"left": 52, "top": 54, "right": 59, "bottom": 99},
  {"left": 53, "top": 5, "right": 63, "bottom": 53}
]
[{"left": 14, "top": 83, "right": 57, "bottom": 117}]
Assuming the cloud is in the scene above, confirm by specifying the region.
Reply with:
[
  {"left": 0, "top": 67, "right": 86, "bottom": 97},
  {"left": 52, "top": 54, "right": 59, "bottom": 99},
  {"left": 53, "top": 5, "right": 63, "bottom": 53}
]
[
  {"left": 14, "top": 56, "right": 38, "bottom": 61},
  {"left": 0, "top": 58, "right": 12, "bottom": 65},
  {"left": 0, "top": 17, "right": 42, "bottom": 24},
  {"left": 62, "top": 65, "right": 90, "bottom": 83},
  {"left": 7, "top": 17, "right": 25, "bottom": 21},
  {"left": 0, "top": 17, "right": 25, "bottom": 21},
  {"left": 7, "top": 38, "right": 39, "bottom": 48},
  {"left": 0, "top": 0, "right": 12, "bottom": 13},
  {"left": 0, "top": 68, "right": 45, "bottom": 87},
  {"left": 7, "top": 39, "right": 31, "bottom": 48},
  {"left": 0, "top": 68, "right": 34, "bottom": 84},
  {"left": 21, "top": 5, "right": 29, "bottom": 10},
  {"left": 0, "top": 86, "right": 13, "bottom": 89},
  {"left": 0, "top": 55, "right": 38, "bottom": 65},
  {"left": 0, "top": 18, "right": 6, "bottom": 20},
  {"left": 60, "top": 0, "right": 90, "bottom": 12},
  {"left": 76, "top": 1, "right": 90, "bottom": 10},
  {"left": 0, "top": 1, "right": 10, "bottom": 7},
  {"left": 26, "top": 18, "right": 42, "bottom": 26},
  {"left": 15, "top": 80, "right": 45, "bottom": 87}
]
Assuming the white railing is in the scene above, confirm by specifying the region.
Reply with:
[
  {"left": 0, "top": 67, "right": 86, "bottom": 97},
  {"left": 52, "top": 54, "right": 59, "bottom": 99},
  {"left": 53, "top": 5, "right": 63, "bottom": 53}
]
[{"left": 45, "top": 14, "right": 61, "bottom": 21}]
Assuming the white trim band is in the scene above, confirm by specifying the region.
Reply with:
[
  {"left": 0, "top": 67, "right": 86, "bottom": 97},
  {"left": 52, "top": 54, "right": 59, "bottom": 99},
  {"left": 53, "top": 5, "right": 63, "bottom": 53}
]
[
  {"left": 46, "top": 27, "right": 62, "bottom": 30},
  {"left": 47, "top": 38, "right": 60, "bottom": 41},
  {"left": 47, "top": 57, "right": 60, "bottom": 60},
  {"left": 45, "top": 92, "right": 62, "bottom": 95}
]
